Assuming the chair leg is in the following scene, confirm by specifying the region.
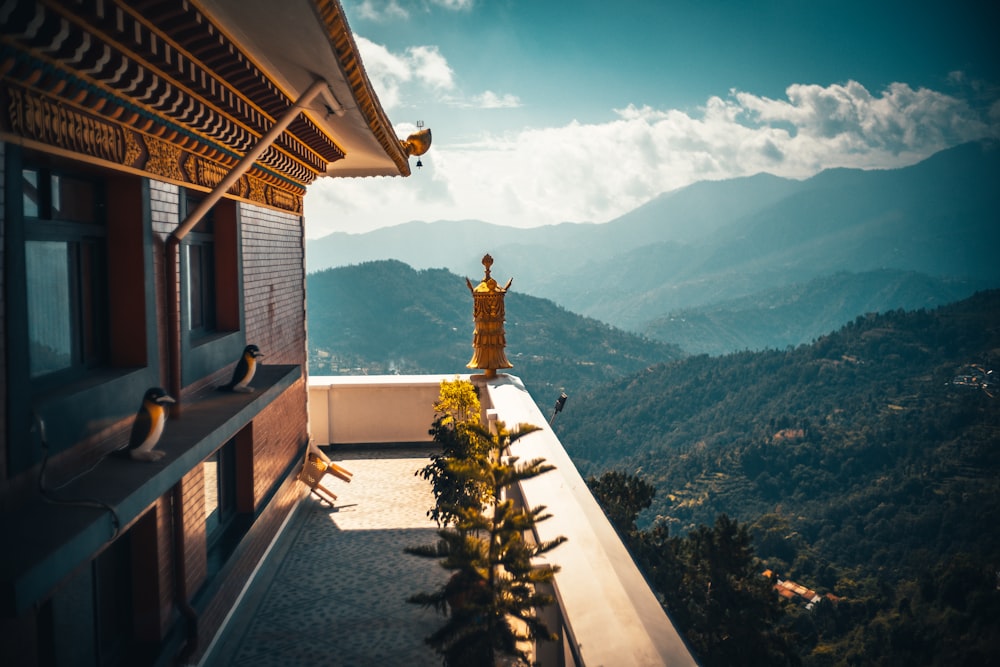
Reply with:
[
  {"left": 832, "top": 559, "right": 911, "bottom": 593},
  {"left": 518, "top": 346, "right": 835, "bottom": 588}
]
[
  {"left": 312, "top": 483, "right": 338, "bottom": 506},
  {"left": 326, "top": 463, "right": 353, "bottom": 483}
]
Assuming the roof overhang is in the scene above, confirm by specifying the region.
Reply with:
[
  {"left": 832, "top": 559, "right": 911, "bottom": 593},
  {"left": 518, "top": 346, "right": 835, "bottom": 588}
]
[
  {"left": 197, "top": 0, "right": 413, "bottom": 178},
  {"left": 0, "top": 0, "right": 414, "bottom": 215}
]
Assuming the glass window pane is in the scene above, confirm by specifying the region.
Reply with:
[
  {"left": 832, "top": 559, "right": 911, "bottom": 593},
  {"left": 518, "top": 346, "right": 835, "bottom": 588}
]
[
  {"left": 202, "top": 242, "right": 216, "bottom": 331},
  {"left": 22, "top": 168, "right": 40, "bottom": 218},
  {"left": 188, "top": 245, "right": 204, "bottom": 330},
  {"left": 26, "top": 241, "right": 73, "bottom": 377}
]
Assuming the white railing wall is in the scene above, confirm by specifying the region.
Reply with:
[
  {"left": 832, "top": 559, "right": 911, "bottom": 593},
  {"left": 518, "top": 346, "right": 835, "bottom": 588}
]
[{"left": 308, "top": 374, "right": 466, "bottom": 445}]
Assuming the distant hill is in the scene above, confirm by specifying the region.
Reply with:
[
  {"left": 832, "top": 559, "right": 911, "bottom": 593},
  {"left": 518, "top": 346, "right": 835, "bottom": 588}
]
[
  {"left": 543, "top": 140, "right": 1000, "bottom": 331},
  {"left": 554, "top": 289, "right": 1000, "bottom": 576},
  {"left": 554, "top": 288, "right": 1000, "bottom": 665},
  {"left": 305, "top": 260, "right": 681, "bottom": 402},
  {"left": 644, "top": 269, "right": 991, "bottom": 355},
  {"left": 304, "top": 172, "right": 801, "bottom": 286},
  {"left": 307, "top": 141, "right": 1000, "bottom": 354}
]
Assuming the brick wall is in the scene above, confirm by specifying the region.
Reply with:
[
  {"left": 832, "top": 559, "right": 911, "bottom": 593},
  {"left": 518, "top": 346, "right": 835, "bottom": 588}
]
[
  {"left": 149, "top": 180, "right": 179, "bottom": 385},
  {"left": 251, "top": 376, "right": 308, "bottom": 506},
  {"left": 240, "top": 204, "right": 307, "bottom": 367},
  {"left": 168, "top": 199, "right": 309, "bottom": 659},
  {"left": 185, "top": 379, "right": 309, "bottom": 662},
  {"left": 193, "top": 461, "right": 305, "bottom": 663},
  {"left": 154, "top": 495, "right": 176, "bottom": 638}
]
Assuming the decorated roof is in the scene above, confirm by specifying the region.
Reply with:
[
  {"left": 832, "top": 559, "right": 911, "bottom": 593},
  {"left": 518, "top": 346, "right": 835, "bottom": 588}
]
[{"left": 0, "top": 0, "right": 412, "bottom": 214}]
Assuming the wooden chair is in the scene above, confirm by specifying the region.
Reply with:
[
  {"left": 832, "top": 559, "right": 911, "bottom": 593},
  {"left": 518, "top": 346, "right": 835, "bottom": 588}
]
[{"left": 297, "top": 451, "right": 352, "bottom": 506}]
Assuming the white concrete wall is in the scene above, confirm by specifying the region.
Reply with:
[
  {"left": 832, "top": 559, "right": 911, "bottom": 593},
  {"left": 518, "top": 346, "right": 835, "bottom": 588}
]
[{"left": 308, "top": 375, "right": 470, "bottom": 445}]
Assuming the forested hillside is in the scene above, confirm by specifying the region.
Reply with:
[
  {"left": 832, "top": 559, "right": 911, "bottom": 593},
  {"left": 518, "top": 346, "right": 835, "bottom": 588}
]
[
  {"left": 305, "top": 260, "right": 681, "bottom": 402},
  {"left": 557, "top": 290, "right": 1000, "bottom": 664}
]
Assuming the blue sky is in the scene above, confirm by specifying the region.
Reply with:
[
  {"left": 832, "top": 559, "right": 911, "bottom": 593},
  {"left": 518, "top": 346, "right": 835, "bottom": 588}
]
[{"left": 304, "top": 0, "right": 1000, "bottom": 237}]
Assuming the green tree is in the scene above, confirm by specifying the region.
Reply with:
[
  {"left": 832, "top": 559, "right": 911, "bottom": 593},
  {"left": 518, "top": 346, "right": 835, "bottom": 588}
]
[
  {"left": 416, "top": 378, "right": 489, "bottom": 526},
  {"left": 409, "top": 381, "right": 567, "bottom": 666},
  {"left": 587, "top": 470, "right": 655, "bottom": 537},
  {"left": 664, "top": 514, "right": 799, "bottom": 666}
]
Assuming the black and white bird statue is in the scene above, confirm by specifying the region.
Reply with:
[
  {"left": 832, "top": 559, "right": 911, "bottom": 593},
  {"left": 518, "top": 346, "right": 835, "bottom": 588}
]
[
  {"left": 219, "top": 344, "right": 264, "bottom": 393},
  {"left": 126, "top": 387, "right": 175, "bottom": 462}
]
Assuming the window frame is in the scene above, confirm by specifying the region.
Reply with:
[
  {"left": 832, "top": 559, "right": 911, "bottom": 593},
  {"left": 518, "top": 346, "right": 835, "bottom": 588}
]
[
  {"left": 22, "top": 166, "right": 110, "bottom": 388},
  {"left": 178, "top": 190, "right": 245, "bottom": 386},
  {"left": 4, "top": 146, "right": 160, "bottom": 476},
  {"left": 202, "top": 428, "right": 254, "bottom": 584},
  {"left": 184, "top": 200, "right": 218, "bottom": 339}
]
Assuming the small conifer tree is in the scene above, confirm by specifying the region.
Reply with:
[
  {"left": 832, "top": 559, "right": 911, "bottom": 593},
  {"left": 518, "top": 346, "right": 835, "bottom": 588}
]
[
  {"left": 409, "top": 380, "right": 567, "bottom": 666},
  {"left": 416, "top": 378, "right": 488, "bottom": 526}
]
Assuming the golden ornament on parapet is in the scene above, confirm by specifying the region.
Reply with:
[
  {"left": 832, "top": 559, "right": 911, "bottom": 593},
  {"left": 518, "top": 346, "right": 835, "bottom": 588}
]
[{"left": 465, "top": 254, "right": 514, "bottom": 379}]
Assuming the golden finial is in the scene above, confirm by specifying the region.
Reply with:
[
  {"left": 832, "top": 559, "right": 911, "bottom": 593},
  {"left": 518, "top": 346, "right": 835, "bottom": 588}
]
[{"left": 465, "top": 254, "right": 513, "bottom": 379}]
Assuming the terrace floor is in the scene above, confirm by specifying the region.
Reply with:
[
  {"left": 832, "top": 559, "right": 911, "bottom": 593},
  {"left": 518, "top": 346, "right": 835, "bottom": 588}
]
[{"left": 203, "top": 447, "right": 447, "bottom": 667}]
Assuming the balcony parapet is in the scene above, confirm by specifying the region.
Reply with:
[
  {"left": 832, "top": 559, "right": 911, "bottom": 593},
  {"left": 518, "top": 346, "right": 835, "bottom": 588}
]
[
  {"left": 308, "top": 374, "right": 467, "bottom": 446},
  {"left": 306, "top": 373, "right": 696, "bottom": 666}
]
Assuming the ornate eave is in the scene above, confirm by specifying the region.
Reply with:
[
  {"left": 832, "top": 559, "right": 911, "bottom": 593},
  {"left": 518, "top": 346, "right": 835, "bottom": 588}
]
[{"left": 0, "top": 0, "right": 411, "bottom": 214}]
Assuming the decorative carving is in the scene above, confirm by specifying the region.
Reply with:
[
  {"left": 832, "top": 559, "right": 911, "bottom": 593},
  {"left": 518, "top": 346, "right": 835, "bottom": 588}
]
[
  {"left": 2, "top": 85, "right": 306, "bottom": 214},
  {"left": 124, "top": 130, "right": 144, "bottom": 168},
  {"left": 183, "top": 154, "right": 199, "bottom": 184},
  {"left": 235, "top": 176, "right": 249, "bottom": 199},
  {"left": 189, "top": 156, "right": 230, "bottom": 190},
  {"left": 249, "top": 177, "right": 267, "bottom": 204},
  {"left": 145, "top": 136, "right": 185, "bottom": 182},
  {"left": 466, "top": 254, "right": 514, "bottom": 379},
  {"left": 268, "top": 187, "right": 301, "bottom": 214},
  {"left": 6, "top": 88, "right": 124, "bottom": 164}
]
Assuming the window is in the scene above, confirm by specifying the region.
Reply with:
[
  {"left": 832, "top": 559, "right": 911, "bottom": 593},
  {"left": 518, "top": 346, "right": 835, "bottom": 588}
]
[
  {"left": 6, "top": 148, "right": 156, "bottom": 476},
  {"left": 204, "top": 437, "right": 237, "bottom": 546},
  {"left": 37, "top": 510, "right": 161, "bottom": 665},
  {"left": 182, "top": 192, "right": 240, "bottom": 344},
  {"left": 203, "top": 429, "right": 252, "bottom": 580},
  {"left": 185, "top": 196, "right": 217, "bottom": 337},
  {"left": 93, "top": 528, "right": 135, "bottom": 665},
  {"left": 22, "top": 167, "right": 108, "bottom": 380},
  {"left": 178, "top": 191, "right": 242, "bottom": 386}
]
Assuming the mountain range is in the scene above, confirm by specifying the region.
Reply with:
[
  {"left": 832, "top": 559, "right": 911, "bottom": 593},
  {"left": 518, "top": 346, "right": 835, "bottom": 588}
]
[
  {"left": 306, "top": 260, "right": 681, "bottom": 403},
  {"left": 307, "top": 140, "right": 1000, "bottom": 355}
]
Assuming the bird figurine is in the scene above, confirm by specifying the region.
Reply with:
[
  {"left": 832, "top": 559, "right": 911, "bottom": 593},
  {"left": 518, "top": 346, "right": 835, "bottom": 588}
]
[
  {"left": 126, "top": 387, "right": 175, "bottom": 462},
  {"left": 219, "top": 344, "right": 264, "bottom": 393}
]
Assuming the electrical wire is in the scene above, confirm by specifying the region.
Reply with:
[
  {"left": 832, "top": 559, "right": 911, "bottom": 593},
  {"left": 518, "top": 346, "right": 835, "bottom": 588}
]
[{"left": 33, "top": 411, "right": 121, "bottom": 540}]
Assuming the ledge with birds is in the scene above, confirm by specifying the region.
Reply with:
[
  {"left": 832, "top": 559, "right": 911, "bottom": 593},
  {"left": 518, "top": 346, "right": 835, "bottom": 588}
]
[{"left": 0, "top": 364, "right": 301, "bottom": 617}]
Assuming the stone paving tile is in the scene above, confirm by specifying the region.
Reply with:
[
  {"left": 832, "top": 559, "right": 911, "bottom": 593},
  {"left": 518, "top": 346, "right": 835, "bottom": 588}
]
[{"left": 204, "top": 449, "right": 450, "bottom": 667}]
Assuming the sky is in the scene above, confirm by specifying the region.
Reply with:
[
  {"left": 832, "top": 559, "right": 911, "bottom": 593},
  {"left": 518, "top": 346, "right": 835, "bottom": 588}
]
[{"left": 303, "top": 0, "right": 1000, "bottom": 238}]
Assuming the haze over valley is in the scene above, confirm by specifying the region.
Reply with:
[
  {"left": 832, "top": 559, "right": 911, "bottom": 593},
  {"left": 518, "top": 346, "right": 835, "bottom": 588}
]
[{"left": 308, "top": 140, "right": 1000, "bottom": 356}]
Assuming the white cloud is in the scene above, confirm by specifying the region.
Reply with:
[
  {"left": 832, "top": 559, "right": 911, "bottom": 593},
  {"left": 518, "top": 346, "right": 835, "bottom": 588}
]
[
  {"left": 305, "top": 81, "right": 999, "bottom": 238},
  {"left": 464, "top": 91, "right": 521, "bottom": 109},
  {"left": 407, "top": 45, "right": 455, "bottom": 90},
  {"left": 353, "top": 0, "right": 472, "bottom": 21},
  {"left": 430, "top": 0, "right": 474, "bottom": 9},
  {"left": 355, "top": 0, "right": 409, "bottom": 21},
  {"left": 355, "top": 37, "right": 518, "bottom": 111},
  {"left": 351, "top": 37, "right": 412, "bottom": 108},
  {"left": 351, "top": 39, "right": 456, "bottom": 110}
]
